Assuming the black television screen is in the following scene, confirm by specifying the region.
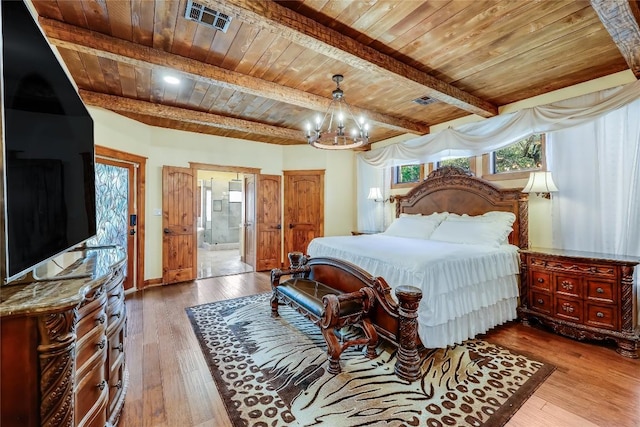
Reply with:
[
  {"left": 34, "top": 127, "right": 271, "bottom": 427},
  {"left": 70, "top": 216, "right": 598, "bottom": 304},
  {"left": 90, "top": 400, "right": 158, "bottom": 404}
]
[{"left": 2, "top": 0, "right": 96, "bottom": 282}]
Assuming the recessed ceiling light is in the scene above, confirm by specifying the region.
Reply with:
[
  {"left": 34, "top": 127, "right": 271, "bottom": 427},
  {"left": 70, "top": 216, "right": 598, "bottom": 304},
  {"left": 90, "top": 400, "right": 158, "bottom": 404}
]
[{"left": 163, "top": 76, "right": 180, "bottom": 85}]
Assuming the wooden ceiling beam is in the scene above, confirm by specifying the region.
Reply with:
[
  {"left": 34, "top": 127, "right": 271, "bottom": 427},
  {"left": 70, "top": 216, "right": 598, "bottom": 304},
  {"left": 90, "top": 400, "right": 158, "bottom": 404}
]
[
  {"left": 591, "top": 0, "right": 640, "bottom": 78},
  {"left": 39, "top": 18, "right": 428, "bottom": 135},
  {"left": 204, "top": 0, "right": 498, "bottom": 118},
  {"left": 79, "top": 90, "right": 301, "bottom": 141}
]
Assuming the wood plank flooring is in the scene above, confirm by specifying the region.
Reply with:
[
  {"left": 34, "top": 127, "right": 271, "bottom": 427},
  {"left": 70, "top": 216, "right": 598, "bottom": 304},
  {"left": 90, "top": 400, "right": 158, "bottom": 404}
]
[{"left": 119, "top": 273, "right": 640, "bottom": 427}]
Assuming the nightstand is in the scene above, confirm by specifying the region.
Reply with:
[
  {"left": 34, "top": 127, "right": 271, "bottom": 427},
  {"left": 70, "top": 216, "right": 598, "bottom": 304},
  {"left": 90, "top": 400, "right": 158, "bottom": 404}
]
[
  {"left": 351, "top": 231, "right": 378, "bottom": 235},
  {"left": 519, "top": 247, "right": 639, "bottom": 358}
]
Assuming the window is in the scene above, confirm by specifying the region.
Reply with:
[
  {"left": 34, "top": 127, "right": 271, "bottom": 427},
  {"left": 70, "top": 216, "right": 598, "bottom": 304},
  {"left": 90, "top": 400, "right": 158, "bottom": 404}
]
[
  {"left": 436, "top": 157, "right": 471, "bottom": 171},
  {"left": 391, "top": 164, "right": 424, "bottom": 188},
  {"left": 483, "top": 134, "right": 546, "bottom": 180}
]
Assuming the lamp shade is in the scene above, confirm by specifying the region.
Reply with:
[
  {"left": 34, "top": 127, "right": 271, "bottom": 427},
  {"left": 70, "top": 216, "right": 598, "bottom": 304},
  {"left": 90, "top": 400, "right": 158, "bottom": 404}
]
[
  {"left": 367, "top": 187, "right": 383, "bottom": 201},
  {"left": 522, "top": 171, "right": 559, "bottom": 194}
]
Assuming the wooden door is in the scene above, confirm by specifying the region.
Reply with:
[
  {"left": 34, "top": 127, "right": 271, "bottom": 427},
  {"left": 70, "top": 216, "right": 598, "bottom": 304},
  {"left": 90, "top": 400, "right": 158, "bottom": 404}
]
[
  {"left": 243, "top": 174, "right": 256, "bottom": 269},
  {"left": 283, "top": 170, "right": 324, "bottom": 256},
  {"left": 162, "top": 166, "right": 197, "bottom": 285},
  {"left": 256, "top": 174, "right": 281, "bottom": 271}
]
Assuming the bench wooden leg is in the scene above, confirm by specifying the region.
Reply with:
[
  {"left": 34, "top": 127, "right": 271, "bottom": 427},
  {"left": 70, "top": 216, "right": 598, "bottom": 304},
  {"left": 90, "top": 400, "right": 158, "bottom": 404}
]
[
  {"left": 361, "top": 319, "right": 378, "bottom": 359},
  {"left": 321, "top": 328, "right": 343, "bottom": 374},
  {"left": 270, "top": 292, "right": 279, "bottom": 318}
]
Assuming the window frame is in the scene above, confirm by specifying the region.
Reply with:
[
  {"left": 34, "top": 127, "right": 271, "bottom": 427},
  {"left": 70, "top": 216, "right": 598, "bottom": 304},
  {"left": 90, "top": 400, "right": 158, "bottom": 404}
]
[
  {"left": 390, "top": 157, "right": 476, "bottom": 190},
  {"left": 391, "top": 163, "right": 425, "bottom": 189},
  {"left": 482, "top": 134, "right": 547, "bottom": 181},
  {"left": 434, "top": 157, "right": 476, "bottom": 175}
]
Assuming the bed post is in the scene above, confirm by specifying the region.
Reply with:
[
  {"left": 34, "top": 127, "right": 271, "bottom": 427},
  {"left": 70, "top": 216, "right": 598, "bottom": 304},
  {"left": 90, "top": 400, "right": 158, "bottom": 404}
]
[{"left": 394, "top": 285, "right": 423, "bottom": 382}]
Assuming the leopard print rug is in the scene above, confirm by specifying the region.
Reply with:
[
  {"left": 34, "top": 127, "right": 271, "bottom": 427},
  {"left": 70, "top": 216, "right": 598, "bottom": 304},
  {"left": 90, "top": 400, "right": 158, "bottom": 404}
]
[{"left": 186, "top": 293, "right": 554, "bottom": 427}]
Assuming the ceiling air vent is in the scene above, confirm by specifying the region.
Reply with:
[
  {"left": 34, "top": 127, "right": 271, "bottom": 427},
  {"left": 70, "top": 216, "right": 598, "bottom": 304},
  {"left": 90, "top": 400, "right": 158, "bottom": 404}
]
[
  {"left": 185, "top": 0, "right": 232, "bottom": 33},
  {"left": 412, "top": 96, "right": 439, "bottom": 106}
]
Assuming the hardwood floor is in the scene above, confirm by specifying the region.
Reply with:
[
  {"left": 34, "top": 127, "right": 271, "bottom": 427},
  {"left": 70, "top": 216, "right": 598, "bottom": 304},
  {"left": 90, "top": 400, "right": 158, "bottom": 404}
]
[{"left": 120, "top": 273, "right": 640, "bottom": 427}]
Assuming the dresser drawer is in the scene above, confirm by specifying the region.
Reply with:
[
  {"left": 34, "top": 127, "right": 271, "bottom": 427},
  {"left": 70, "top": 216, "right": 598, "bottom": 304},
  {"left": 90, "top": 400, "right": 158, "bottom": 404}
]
[
  {"left": 546, "top": 259, "right": 617, "bottom": 279},
  {"left": 530, "top": 291, "right": 552, "bottom": 314},
  {"left": 586, "top": 279, "right": 616, "bottom": 304},
  {"left": 530, "top": 270, "right": 551, "bottom": 291},
  {"left": 75, "top": 353, "right": 108, "bottom": 427},
  {"left": 108, "top": 323, "right": 126, "bottom": 373},
  {"left": 586, "top": 303, "right": 618, "bottom": 330},
  {"left": 108, "top": 298, "right": 126, "bottom": 326},
  {"left": 77, "top": 298, "right": 107, "bottom": 339},
  {"left": 555, "top": 274, "right": 582, "bottom": 298},
  {"left": 76, "top": 326, "right": 107, "bottom": 374},
  {"left": 108, "top": 359, "right": 126, "bottom": 417},
  {"left": 554, "top": 297, "right": 583, "bottom": 323}
]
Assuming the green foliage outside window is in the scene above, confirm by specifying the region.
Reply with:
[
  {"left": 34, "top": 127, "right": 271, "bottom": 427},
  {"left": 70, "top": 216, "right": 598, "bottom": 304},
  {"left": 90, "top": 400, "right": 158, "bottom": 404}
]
[
  {"left": 396, "top": 164, "right": 421, "bottom": 183},
  {"left": 437, "top": 157, "right": 470, "bottom": 171},
  {"left": 493, "top": 134, "right": 542, "bottom": 173}
]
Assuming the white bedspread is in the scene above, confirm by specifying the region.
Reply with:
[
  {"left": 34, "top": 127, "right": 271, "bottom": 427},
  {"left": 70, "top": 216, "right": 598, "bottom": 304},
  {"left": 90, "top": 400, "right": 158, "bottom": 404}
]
[{"left": 307, "top": 235, "right": 520, "bottom": 348}]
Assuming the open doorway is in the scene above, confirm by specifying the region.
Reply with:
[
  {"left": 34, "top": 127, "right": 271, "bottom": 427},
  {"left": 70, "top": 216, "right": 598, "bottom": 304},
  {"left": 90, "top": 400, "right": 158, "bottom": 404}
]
[{"left": 196, "top": 169, "right": 253, "bottom": 279}]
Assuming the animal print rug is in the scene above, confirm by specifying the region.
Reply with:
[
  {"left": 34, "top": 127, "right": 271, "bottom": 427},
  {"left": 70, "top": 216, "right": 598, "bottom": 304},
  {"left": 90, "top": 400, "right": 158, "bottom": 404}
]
[{"left": 186, "top": 293, "right": 554, "bottom": 427}]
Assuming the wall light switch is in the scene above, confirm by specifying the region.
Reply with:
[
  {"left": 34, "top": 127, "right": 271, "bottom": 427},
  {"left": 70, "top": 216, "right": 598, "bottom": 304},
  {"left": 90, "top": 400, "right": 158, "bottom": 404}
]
[{"left": 154, "top": 208, "right": 162, "bottom": 216}]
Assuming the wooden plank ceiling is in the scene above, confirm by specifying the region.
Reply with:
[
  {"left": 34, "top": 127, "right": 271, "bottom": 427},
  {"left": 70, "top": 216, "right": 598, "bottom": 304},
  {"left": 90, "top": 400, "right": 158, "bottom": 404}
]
[{"left": 31, "top": 0, "right": 639, "bottom": 147}]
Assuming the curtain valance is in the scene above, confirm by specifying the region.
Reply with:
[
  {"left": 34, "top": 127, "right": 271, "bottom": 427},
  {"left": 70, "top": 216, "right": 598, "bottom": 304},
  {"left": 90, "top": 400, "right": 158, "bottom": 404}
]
[{"left": 359, "top": 80, "right": 640, "bottom": 168}]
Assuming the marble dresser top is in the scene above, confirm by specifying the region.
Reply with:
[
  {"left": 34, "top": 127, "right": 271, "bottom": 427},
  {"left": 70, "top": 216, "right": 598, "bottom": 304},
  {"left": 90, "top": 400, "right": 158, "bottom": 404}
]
[{"left": 1, "top": 247, "right": 125, "bottom": 317}]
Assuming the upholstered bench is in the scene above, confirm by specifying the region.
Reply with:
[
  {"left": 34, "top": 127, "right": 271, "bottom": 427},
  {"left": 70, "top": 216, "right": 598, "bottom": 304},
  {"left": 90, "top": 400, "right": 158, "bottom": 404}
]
[{"left": 270, "top": 253, "right": 378, "bottom": 374}]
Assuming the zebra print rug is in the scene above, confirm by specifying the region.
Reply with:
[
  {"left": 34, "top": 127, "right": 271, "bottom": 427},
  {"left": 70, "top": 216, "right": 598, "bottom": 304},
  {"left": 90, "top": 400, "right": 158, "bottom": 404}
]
[{"left": 187, "top": 293, "right": 554, "bottom": 427}]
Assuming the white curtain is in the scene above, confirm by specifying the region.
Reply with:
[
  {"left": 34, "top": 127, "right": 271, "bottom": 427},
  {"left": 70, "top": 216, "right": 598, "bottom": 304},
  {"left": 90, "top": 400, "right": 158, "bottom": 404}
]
[
  {"left": 356, "top": 156, "right": 391, "bottom": 232},
  {"left": 548, "top": 92, "right": 640, "bottom": 257},
  {"left": 359, "top": 79, "right": 640, "bottom": 168}
]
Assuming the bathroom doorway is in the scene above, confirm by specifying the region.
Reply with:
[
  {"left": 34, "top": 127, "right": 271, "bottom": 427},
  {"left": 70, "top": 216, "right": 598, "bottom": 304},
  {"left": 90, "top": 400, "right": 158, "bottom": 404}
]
[{"left": 196, "top": 169, "right": 253, "bottom": 279}]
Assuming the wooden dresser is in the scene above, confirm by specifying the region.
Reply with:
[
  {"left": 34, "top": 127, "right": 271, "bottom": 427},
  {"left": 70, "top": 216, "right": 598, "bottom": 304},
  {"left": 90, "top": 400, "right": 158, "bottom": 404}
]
[
  {"left": 519, "top": 247, "right": 639, "bottom": 358},
  {"left": 0, "top": 247, "right": 128, "bottom": 427}
]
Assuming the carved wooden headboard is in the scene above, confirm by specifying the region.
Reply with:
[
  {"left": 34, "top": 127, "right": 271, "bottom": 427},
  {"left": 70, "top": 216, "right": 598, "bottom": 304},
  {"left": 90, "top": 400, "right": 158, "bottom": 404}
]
[{"left": 394, "top": 166, "right": 529, "bottom": 248}]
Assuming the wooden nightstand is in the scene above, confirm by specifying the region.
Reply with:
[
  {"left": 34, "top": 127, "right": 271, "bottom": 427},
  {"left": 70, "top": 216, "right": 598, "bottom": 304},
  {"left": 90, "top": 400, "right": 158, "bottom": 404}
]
[
  {"left": 350, "top": 231, "right": 378, "bottom": 235},
  {"left": 519, "top": 248, "right": 639, "bottom": 358}
]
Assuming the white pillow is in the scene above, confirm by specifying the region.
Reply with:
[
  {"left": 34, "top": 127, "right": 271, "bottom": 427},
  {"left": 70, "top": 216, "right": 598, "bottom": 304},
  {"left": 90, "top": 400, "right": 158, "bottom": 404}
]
[
  {"left": 479, "top": 211, "right": 516, "bottom": 226},
  {"left": 383, "top": 216, "right": 441, "bottom": 239},
  {"left": 430, "top": 215, "right": 513, "bottom": 247},
  {"left": 399, "top": 213, "right": 422, "bottom": 217},
  {"left": 422, "top": 211, "right": 449, "bottom": 222}
]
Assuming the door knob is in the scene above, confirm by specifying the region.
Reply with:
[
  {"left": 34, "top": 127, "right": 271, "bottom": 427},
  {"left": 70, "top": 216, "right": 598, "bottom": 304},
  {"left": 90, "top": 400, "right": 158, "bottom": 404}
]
[
  {"left": 289, "top": 223, "right": 295, "bottom": 229},
  {"left": 163, "top": 228, "right": 170, "bottom": 234}
]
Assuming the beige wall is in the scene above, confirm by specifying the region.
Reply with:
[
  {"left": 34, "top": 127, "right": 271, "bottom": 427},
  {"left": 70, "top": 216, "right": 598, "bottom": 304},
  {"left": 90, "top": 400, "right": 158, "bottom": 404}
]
[
  {"left": 89, "top": 107, "right": 357, "bottom": 281},
  {"left": 282, "top": 145, "right": 356, "bottom": 237}
]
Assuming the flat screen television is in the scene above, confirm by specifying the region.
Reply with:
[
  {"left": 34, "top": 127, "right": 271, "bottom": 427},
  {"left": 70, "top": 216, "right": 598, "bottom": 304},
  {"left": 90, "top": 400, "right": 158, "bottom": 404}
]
[{"left": 1, "top": 0, "right": 96, "bottom": 283}]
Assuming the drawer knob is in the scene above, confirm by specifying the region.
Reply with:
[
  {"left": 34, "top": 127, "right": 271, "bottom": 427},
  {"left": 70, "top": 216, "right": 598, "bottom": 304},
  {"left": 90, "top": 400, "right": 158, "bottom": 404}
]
[
  {"left": 537, "top": 299, "right": 544, "bottom": 305},
  {"left": 113, "top": 343, "right": 124, "bottom": 352},
  {"left": 596, "top": 287, "right": 604, "bottom": 294},
  {"left": 112, "top": 380, "right": 123, "bottom": 390},
  {"left": 113, "top": 311, "right": 122, "bottom": 319},
  {"left": 96, "top": 314, "right": 106, "bottom": 325},
  {"left": 562, "top": 303, "right": 575, "bottom": 313},
  {"left": 97, "top": 338, "right": 106, "bottom": 350},
  {"left": 596, "top": 312, "right": 605, "bottom": 318},
  {"left": 97, "top": 380, "right": 107, "bottom": 391},
  {"left": 561, "top": 281, "right": 574, "bottom": 291},
  {"left": 537, "top": 278, "right": 544, "bottom": 283}
]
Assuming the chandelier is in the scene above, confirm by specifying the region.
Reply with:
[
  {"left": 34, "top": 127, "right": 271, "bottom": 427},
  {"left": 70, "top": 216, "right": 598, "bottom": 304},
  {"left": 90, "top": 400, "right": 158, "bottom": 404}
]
[{"left": 305, "top": 74, "right": 370, "bottom": 150}]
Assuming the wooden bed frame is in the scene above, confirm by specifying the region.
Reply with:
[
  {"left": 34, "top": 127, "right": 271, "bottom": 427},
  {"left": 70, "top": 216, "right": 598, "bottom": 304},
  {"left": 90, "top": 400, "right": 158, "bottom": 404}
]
[{"left": 275, "top": 166, "right": 529, "bottom": 380}]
